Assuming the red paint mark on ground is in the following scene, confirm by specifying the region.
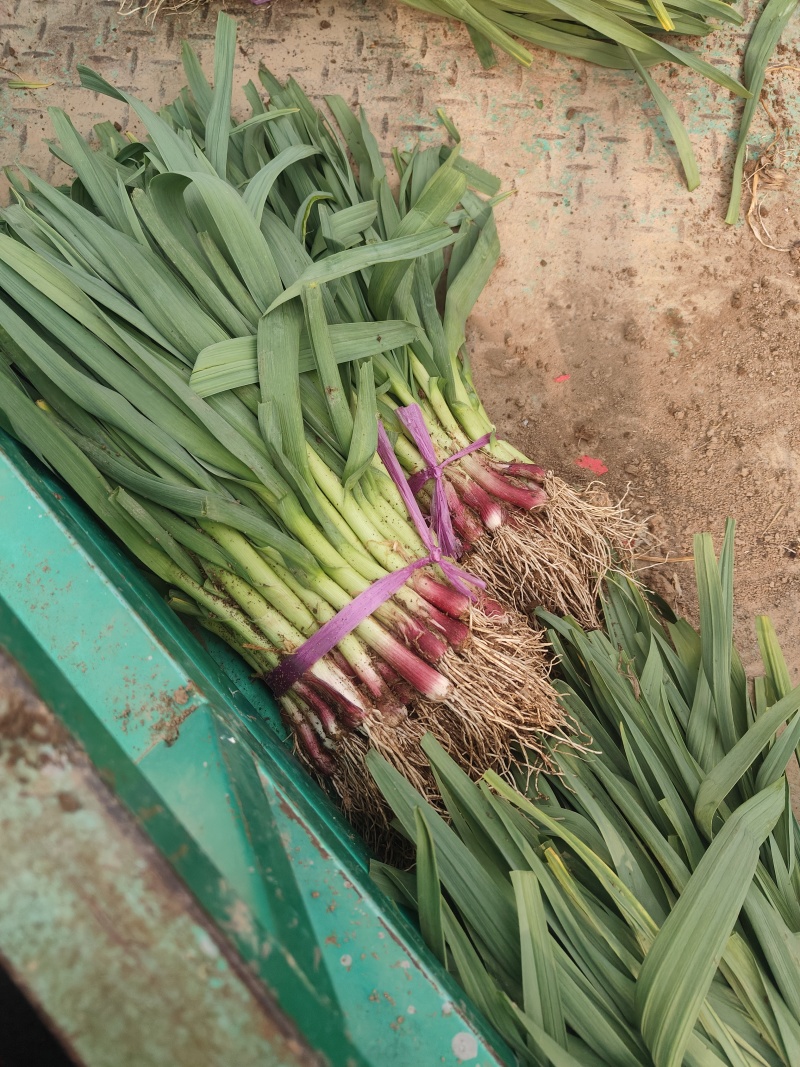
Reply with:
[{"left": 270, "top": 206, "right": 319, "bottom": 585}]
[
  {"left": 553, "top": 373, "right": 571, "bottom": 383},
  {"left": 575, "top": 455, "right": 609, "bottom": 476}
]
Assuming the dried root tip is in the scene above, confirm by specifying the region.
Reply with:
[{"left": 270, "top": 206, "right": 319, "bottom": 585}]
[
  {"left": 420, "top": 603, "right": 574, "bottom": 779},
  {"left": 332, "top": 712, "right": 446, "bottom": 862},
  {"left": 289, "top": 709, "right": 427, "bottom": 862},
  {"left": 469, "top": 475, "right": 642, "bottom": 629}
]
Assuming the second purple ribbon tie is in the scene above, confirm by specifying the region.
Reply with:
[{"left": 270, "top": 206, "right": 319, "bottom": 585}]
[{"left": 398, "top": 404, "right": 491, "bottom": 561}]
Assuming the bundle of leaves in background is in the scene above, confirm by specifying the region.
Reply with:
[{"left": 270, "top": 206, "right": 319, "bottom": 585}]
[
  {"left": 399, "top": 0, "right": 800, "bottom": 209},
  {"left": 396, "top": 0, "right": 748, "bottom": 191},
  {"left": 370, "top": 520, "right": 800, "bottom": 1065},
  {"left": 0, "top": 14, "right": 632, "bottom": 844}
]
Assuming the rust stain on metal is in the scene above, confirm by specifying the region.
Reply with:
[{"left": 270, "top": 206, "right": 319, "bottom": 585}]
[
  {"left": 379, "top": 916, "right": 506, "bottom": 1051},
  {"left": 116, "top": 681, "right": 201, "bottom": 753},
  {"left": 173, "top": 684, "right": 192, "bottom": 706},
  {"left": 149, "top": 700, "right": 198, "bottom": 748},
  {"left": 277, "top": 794, "right": 332, "bottom": 861},
  {"left": 56, "top": 791, "right": 82, "bottom": 812}
]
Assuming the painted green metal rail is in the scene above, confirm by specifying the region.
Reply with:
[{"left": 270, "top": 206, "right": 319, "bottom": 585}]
[
  {"left": 0, "top": 430, "right": 511, "bottom": 1067},
  {"left": 0, "top": 647, "right": 320, "bottom": 1067}
]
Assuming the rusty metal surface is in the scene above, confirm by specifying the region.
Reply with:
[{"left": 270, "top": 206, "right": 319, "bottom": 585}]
[{"left": 0, "top": 648, "right": 320, "bottom": 1067}]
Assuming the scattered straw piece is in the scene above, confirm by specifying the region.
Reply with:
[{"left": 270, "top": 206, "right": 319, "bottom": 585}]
[{"left": 744, "top": 136, "right": 794, "bottom": 253}]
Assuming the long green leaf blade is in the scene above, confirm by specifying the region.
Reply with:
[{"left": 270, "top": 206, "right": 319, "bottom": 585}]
[
  {"left": 342, "top": 359, "right": 377, "bottom": 491},
  {"left": 625, "top": 51, "right": 699, "bottom": 192},
  {"left": 511, "top": 870, "right": 568, "bottom": 1049},
  {"left": 694, "top": 685, "right": 800, "bottom": 838},
  {"left": 267, "top": 228, "right": 458, "bottom": 312},
  {"left": 414, "top": 808, "right": 447, "bottom": 966},
  {"left": 636, "top": 781, "right": 785, "bottom": 1067},
  {"left": 190, "top": 320, "right": 419, "bottom": 397}
]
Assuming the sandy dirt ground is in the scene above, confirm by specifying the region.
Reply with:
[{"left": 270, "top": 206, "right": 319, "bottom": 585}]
[{"left": 1, "top": 0, "right": 799, "bottom": 686}]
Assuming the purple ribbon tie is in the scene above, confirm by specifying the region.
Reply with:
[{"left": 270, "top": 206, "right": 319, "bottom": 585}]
[
  {"left": 398, "top": 404, "right": 490, "bottom": 560},
  {"left": 266, "top": 418, "right": 485, "bottom": 699}
]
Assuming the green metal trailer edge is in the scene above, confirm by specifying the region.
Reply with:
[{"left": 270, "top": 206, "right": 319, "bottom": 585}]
[{"left": 0, "top": 430, "right": 512, "bottom": 1067}]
